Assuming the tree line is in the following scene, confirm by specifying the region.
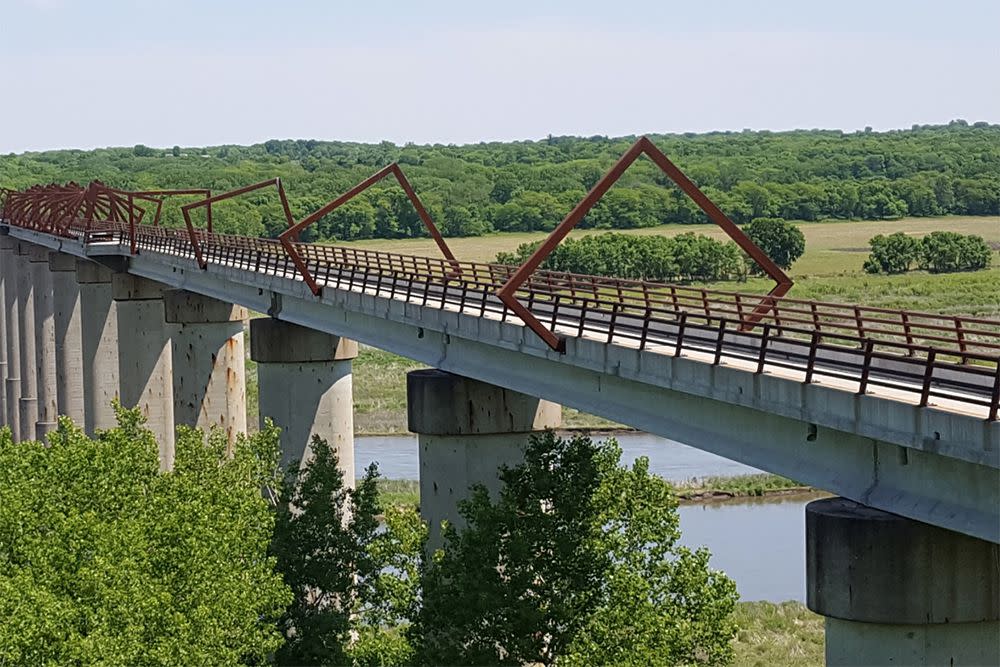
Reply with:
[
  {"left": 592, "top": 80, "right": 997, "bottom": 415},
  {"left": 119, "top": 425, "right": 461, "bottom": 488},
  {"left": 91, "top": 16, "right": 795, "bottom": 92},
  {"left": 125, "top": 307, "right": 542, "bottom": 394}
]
[
  {"left": 0, "top": 409, "right": 738, "bottom": 666},
  {"left": 1, "top": 121, "right": 997, "bottom": 241},
  {"left": 865, "top": 231, "right": 993, "bottom": 275}
]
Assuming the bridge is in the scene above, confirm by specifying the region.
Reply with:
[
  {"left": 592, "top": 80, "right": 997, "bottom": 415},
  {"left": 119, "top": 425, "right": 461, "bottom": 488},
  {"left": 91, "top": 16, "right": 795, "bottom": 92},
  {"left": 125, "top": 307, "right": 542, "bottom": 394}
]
[{"left": 2, "top": 141, "right": 998, "bottom": 664}]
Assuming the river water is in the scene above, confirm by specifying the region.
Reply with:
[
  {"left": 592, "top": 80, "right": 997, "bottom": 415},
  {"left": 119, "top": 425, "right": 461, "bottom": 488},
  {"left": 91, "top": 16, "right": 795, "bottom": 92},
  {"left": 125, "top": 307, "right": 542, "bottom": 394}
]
[{"left": 356, "top": 432, "right": 812, "bottom": 602}]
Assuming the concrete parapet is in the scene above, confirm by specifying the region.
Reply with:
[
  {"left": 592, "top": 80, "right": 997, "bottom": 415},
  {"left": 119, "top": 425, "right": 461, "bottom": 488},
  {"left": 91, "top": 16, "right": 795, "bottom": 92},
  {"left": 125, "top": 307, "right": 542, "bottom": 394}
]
[
  {"left": 165, "top": 290, "right": 247, "bottom": 444},
  {"left": 806, "top": 497, "right": 999, "bottom": 666},
  {"left": 77, "top": 260, "right": 119, "bottom": 434},
  {"left": 407, "top": 369, "right": 561, "bottom": 552},
  {"left": 250, "top": 318, "right": 355, "bottom": 479}
]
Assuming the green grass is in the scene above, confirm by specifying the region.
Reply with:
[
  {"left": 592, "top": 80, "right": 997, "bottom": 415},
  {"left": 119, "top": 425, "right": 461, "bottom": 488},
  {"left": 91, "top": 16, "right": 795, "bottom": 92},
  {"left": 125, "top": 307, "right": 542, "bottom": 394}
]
[
  {"left": 733, "top": 601, "right": 825, "bottom": 667},
  {"left": 674, "top": 474, "right": 810, "bottom": 501},
  {"left": 374, "top": 474, "right": 814, "bottom": 509}
]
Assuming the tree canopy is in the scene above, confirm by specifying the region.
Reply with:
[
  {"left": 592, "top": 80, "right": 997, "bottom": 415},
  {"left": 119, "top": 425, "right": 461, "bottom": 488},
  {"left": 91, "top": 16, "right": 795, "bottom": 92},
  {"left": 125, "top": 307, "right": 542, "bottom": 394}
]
[{"left": 2, "top": 122, "right": 996, "bottom": 241}]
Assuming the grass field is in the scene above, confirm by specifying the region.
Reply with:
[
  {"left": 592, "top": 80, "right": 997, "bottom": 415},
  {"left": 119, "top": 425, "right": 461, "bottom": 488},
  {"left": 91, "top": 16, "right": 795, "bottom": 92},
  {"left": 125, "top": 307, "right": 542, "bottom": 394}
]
[{"left": 733, "top": 601, "right": 824, "bottom": 667}]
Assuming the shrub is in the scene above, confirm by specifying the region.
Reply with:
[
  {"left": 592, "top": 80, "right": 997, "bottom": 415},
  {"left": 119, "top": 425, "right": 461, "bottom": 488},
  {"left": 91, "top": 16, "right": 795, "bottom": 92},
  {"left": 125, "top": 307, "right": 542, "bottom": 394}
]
[
  {"left": 918, "top": 231, "right": 993, "bottom": 273},
  {"left": 864, "top": 232, "right": 919, "bottom": 274},
  {"left": 744, "top": 217, "right": 806, "bottom": 273}
]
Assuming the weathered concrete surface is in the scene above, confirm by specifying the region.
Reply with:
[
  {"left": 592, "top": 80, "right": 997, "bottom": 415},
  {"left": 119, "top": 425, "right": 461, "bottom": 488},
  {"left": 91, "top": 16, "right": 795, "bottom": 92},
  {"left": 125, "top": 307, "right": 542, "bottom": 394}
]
[
  {"left": 16, "top": 242, "right": 37, "bottom": 439},
  {"left": 113, "top": 273, "right": 175, "bottom": 469},
  {"left": 0, "top": 235, "right": 17, "bottom": 437},
  {"left": 250, "top": 318, "right": 355, "bottom": 479},
  {"left": 408, "top": 369, "right": 561, "bottom": 552},
  {"left": 50, "top": 253, "right": 85, "bottom": 426},
  {"left": 0, "top": 232, "right": 7, "bottom": 428},
  {"left": 164, "top": 289, "right": 247, "bottom": 445},
  {"left": 77, "top": 260, "right": 119, "bottom": 435},
  {"left": 807, "top": 497, "right": 999, "bottom": 666},
  {"left": 8, "top": 224, "right": 998, "bottom": 541},
  {"left": 31, "top": 249, "right": 57, "bottom": 439}
]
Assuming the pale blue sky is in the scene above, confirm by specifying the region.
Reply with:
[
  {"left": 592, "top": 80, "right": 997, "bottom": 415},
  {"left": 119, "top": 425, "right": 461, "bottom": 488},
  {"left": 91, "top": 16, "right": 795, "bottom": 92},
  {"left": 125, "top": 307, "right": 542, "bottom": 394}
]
[{"left": 1, "top": 0, "right": 997, "bottom": 152}]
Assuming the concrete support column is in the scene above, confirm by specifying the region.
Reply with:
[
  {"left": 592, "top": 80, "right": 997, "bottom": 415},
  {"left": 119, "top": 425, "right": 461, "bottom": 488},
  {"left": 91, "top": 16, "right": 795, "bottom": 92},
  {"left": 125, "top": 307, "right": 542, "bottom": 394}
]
[
  {"left": 113, "top": 274, "right": 175, "bottom": 469},
  {"left": 16, "top": 242, "right": 37, "bottom": 440},
  {"left": 31, "top": 249, "right": 57, "bottom": 439},
  {"left": 50, "top": 253, "right": 85, "bottom": 427},
  {"left": 0, "top": 233, "right": 7, "bottom": 429},
  {"left": 78, "top": 261, "right": 119, "bottom": 435},
  {"left": 249, "top": 318, "right": 356, "bottom": 479},
  {"left": 164, "top": 289, "right": 247, "bottom": 446},
  {"left": 2, "top": 237, "right": 19, "bottom": 440},
  {"left": 806, "top": 497, "right": 999, "bottom": 666},
  {"left": 407, "top": 369, "right": 562, "bottom": 552}
]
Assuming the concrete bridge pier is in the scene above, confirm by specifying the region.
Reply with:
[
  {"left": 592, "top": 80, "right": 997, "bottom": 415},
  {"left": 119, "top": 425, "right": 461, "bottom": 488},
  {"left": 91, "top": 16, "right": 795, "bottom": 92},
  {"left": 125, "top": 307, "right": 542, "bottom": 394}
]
[
  {"left": 806, "top": 497, "right": 999, "bottom": 666},
  {"left": 77, "top": 260, "right": 120, "bottom": 435},
  {"left": 113, "top": 274, "right": 175, "bottom": 469},
  {"left": 406, "top": 369, "right": 562, "bottom": 553},
  {"left": 165, "top": 289, "right": 247, "bottom": 447},
  {"left": 31, "top": 249, "right": 58, "bottom": 439},
  {"left": 250, "top": 318, "right": 356, "bottom": 480},
  {"left": 50, "top": 253, "right": 85, "bottom": 427},
  {"left": 0, "top": 234, "right": 15, "bottom": 435},
  {"left": 16, "top": 242, "right": 38, "bottom": 440}
]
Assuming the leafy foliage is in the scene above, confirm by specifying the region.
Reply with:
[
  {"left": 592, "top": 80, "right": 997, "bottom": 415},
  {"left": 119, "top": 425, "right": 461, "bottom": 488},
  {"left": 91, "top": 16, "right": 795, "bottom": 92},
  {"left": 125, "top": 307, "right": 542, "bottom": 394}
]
[
  {"left": 496, "top": 231, "right": 747, "bottom": 281},
  {"left": 414, "top": 432, "right": 738, "bottom": 666},
  {"left": 744, "top": 218, "right": 806, "bottom": 273},
  {"left": 271, "top": 436, "right": 424, "bottom": 667},
  {"left": 864, "top": 232, "right": 919, "bottom": 274},
  {"left": 2, "top": 122, "right": 997, "bottom": 241},
  {"left": 0, "top": 407, "right": 291, "bottom": 666},
  {"left": 917, "top": 231, "right": 992, "bottom": 273}
]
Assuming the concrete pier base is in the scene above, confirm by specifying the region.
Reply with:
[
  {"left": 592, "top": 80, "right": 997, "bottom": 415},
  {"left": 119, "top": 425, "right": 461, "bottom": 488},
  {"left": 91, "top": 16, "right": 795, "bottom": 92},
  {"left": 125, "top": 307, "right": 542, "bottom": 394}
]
[
  {"left": 806, "top": 497, "right": 999, "bottom": 666},
  {"left": 16, "top": 243, "right": 37, "bottom": 439},
  {"left": 50, "top": 253, "right": 85, "bottom": 426},
  {"left": 78, "top": 261, "right": 119, "bottom": 435},
  {"left": 250, "top": 318, "right": 356, "bottom": 480},
  {"left": 31, "top": 250, "right": 57, "bottom": 439},
  {"left": 113, "top": 274, "right": 175, "bottom": 469},
  {"left": 0, "top": 233, "right": 7, "bottom": 428},
  {"left": 1, "top": 236, "right": 18, "bottom": 438},
  {"left": 165, "top": 289, "right": 247, "bottom": 446},
  {"left": 407, "top": 369, "right": 561, "bottom": 552}
]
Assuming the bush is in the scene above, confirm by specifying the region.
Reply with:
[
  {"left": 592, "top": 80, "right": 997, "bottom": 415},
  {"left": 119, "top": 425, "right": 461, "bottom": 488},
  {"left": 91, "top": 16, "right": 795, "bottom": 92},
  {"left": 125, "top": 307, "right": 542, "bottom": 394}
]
[
  {"left": 272, "top": 436, "right": 425, "bottom": 666},
  {"left": 864, "top": 232, "right": 919, "bottom": 274},
  {"left": 414, "top": 432, "right": 739, "bottom": 666},
  {"left": 496, "top": 232, "right": 746, "bottom": 282},
  {"left": 0, "top": 408, "right": 291, "bottom": 666},
  {"left": 918, "top": 231, "right": 993, "bottom": 273},
  {"left": 744, "top": 217, "right": 806, "bottom": 273}
]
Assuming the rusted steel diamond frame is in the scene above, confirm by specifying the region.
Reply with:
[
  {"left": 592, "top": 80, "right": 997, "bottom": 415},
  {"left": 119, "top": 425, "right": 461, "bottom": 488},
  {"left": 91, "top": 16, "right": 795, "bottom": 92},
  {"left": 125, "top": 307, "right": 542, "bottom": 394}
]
[
  {"left": 278, "top": 163, "right": 458, "bottom": 296},
  {"left": 496, "top": 136, "right": 794, "bottom": 352},
  {"left": 181, "top": 178, "right": 294, "bottom": 269}
]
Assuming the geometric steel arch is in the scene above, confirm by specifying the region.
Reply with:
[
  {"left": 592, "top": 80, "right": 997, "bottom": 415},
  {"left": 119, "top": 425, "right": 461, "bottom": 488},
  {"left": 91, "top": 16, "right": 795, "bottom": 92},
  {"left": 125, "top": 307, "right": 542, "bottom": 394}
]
[
  {"left": 278, "top": 162, "right": 458, "bottom": 296},
  {"left": 496, "top": 136, "right": 794, "bottom": 352}
]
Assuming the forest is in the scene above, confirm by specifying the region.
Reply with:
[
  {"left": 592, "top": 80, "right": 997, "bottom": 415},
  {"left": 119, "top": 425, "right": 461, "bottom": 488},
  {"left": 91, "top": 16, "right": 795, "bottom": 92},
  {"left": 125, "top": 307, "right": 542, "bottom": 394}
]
[{"left": 1, "top": 120, "right": 997, "bottom": 242}]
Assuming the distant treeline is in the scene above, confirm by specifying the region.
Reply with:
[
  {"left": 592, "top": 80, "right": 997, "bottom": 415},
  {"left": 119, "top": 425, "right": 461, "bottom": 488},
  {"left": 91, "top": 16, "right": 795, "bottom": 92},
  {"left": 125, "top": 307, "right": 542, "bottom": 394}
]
[{"left": 2, "top": 120, "right": 997, "bottom": 240}]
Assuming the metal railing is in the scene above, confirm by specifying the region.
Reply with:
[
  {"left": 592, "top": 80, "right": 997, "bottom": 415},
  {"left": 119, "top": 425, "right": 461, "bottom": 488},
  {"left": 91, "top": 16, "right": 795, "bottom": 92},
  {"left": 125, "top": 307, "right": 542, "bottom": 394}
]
[{"left": 25, "top": 217, "right": 997, "bottom": 421}]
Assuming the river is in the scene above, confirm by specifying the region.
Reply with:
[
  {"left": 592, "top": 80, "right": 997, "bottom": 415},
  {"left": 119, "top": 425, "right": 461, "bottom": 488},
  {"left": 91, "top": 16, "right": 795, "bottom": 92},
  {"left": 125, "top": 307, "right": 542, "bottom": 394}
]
[{"left": 356, "top": 432, "right": 813, "bottom": 602}]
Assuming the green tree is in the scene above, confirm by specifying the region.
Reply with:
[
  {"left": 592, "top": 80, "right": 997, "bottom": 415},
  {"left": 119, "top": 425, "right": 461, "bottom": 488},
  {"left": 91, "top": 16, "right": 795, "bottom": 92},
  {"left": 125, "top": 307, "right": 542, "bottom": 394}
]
[
  {"left": 864, "top": 232, "right": 919, "bottom": 274},
  {"left": 414, "top": 432, "right": 738, "bottom": 666},
  {"left": 918, "top": 231, "right": 993, "bottom": 273},
  {"left": 271, "top": 436, "right": 424, "bottom": 666},
  {"left": 744, "top": 217, "right": 806, "bottom": 273},
  {"left": 171, "top": 145, "right": 181, "bottom": 157},
  {"left": 0, "top": 408, "right": 291, "bottom": 666}
]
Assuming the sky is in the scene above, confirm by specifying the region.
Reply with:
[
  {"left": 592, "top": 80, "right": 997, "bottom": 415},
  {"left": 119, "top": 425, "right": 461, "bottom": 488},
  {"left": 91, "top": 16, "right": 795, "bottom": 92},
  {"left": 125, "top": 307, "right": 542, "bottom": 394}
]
[{"left": 0, "top": 0, "right": 997, "bottom": 153}]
